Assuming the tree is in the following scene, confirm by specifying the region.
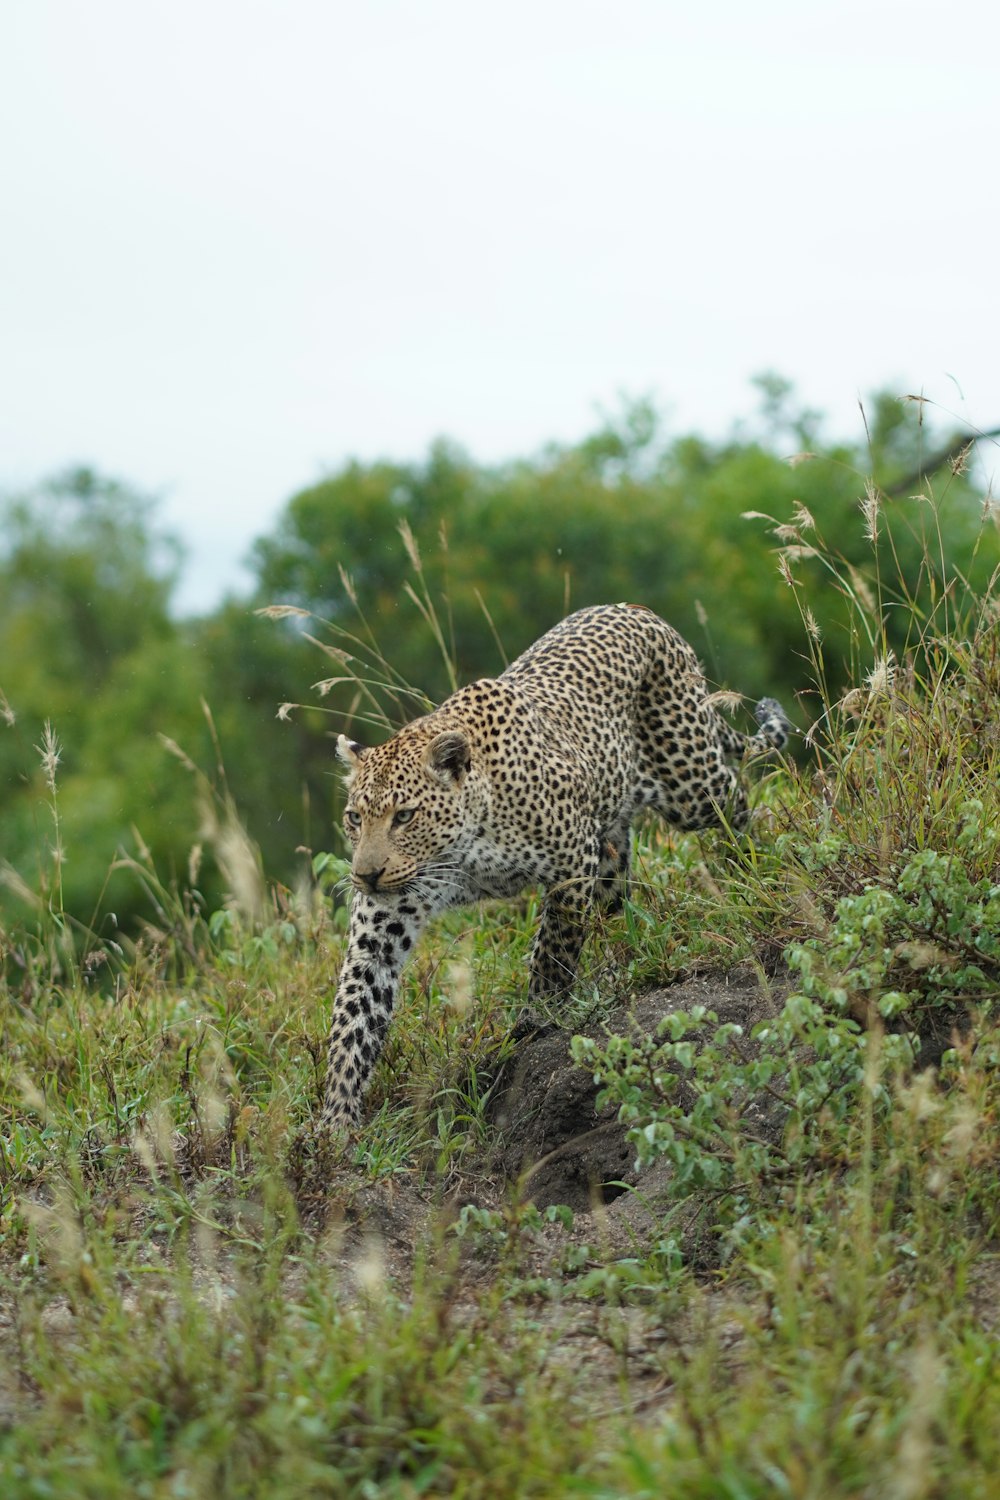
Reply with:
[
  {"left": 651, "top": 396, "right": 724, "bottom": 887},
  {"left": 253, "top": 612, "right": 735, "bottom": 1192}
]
[
  {"left": 0, "top": 471, "right": 198, "bottom": 929},
  {"left": 250, "top": 386, "right": 997, "bottom": 742},
  {"left": 4, "top": 386, "right": 994, "bottom": 938}
]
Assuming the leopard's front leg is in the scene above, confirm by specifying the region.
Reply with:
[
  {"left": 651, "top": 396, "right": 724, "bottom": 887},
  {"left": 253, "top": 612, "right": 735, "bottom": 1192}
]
[{"left": 321, "top": 892, "right": 425, "bottom": 1130}]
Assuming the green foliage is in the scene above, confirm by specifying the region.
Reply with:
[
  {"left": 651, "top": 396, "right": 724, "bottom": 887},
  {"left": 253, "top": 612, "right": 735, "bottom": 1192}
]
[
  {"left": 572, "top": 997, "right": 902, "bottom": 1210},
  {"left": 252, "top": 386, "right": 995, "bottom": 731},
  {"left": 0, "top": 471, "right": 196, "bottom": 930},
  {"left": 787, "top": 816, "right": 1000, "bottom": 1021},
  {"left": 0, "top": 475, "right": 322, "bottom": 938},
  {"left": 570, "top": 500, "right": 1000, "bottom": 1245},
  {"left": 4, "top": 384, "right": 997, "bottom": 944},
  {"left": 3, "top": 808, "right": 1000, "bottom": 1494},
  {"left": 5, "top": 385, "right": 1000, "bottom": 1495},
  {"left": 0, "top": 467, "right": 179, "bottom": 706}
]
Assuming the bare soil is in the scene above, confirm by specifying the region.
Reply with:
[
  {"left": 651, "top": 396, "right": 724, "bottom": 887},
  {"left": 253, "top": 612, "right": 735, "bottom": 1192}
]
[
  {"left": 323, "top": 965, "right": 788, "bottom": 1289},
  {"left": 294, "top": 966, "right": 791, "bottom": 1418}
]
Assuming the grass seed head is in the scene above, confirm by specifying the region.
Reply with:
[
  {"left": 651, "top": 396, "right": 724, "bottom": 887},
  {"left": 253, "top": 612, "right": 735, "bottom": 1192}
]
[
  {"left": 445, "top": 957, "right": 475, "bottom": 1016},
  {"left": 398, "top": 517, "right": 423, "bottom": 575},
  {"left": 865, "top": 654, "right": 897, "bottom": 697},
  {"left": 36, "top": 721, "right": 61, "bottom": 794},
  {"left": 255, "top": 604, "right": 311, "bottom": 620},
  {"left": 860, "top": 480, "right": 881, "bottom": 544}
]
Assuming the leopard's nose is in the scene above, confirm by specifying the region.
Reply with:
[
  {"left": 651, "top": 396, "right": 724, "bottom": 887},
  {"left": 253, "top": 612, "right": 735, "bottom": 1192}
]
[{"left": 356, "top": 865, "right": 386, "bottom": 893}]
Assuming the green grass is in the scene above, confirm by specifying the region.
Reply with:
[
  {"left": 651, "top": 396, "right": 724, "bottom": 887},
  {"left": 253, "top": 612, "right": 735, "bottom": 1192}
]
[{"left": 4, "top": 496, "right": 1000, "bottom": 1496}]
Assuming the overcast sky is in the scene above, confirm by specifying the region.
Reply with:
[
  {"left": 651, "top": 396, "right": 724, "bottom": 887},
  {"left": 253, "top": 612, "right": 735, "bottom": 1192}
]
[{"left": 3, "top": 0, "right": 998, "bottom": 614}]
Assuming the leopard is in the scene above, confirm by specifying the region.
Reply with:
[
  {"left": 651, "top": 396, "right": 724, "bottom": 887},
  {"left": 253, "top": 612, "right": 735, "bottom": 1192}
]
[{"left": 321, "top": 602, "right": 789, "bottom": 1129}]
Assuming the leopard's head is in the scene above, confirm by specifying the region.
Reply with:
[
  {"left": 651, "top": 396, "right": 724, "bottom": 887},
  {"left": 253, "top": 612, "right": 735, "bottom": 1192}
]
[{"left": 337, "top": 723, "right": 476, "bottom": 896}]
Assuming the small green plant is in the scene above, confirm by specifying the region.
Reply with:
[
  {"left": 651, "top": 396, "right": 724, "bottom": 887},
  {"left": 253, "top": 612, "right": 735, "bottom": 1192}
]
[
  {"left": 452, "top": 1199, "right": 573, "bottom": 1257},
  {"left": 786, "top": 809, "right": 1000, "bottom": 1028},
  {"left": 572, "top": 997, "right": 906, "bottom": 1226}
]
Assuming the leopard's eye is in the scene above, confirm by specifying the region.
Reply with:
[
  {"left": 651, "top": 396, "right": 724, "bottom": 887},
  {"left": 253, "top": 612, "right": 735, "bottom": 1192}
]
[
  {"left": 345, "top": 809, "right": 362, "bottom": 830},
  {"left": 392, "top": 808, "right": 416, "bottom": 828}
]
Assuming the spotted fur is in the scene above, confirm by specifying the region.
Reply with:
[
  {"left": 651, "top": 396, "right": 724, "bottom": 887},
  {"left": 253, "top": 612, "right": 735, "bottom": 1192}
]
[{"left": 321, "top": 603, "right": 789, "bottom": 1129}]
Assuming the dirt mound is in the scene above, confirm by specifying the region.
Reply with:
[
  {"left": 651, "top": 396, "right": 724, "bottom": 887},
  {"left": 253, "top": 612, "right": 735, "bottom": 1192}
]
[
  {"left": 489, "top": 966, "right": 786, "bottom": 1216},
  {"left": 317, "top": 966, "right": 787, "bottom": 1286}
]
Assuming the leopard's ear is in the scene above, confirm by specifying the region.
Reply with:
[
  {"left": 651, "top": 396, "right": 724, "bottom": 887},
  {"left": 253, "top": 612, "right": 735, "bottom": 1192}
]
[
  {"left": 336, "top": 735, "right": 367, "bottom": 773},
  {"left": 424, "top": 730, "right": 471, "bottom": 785}
]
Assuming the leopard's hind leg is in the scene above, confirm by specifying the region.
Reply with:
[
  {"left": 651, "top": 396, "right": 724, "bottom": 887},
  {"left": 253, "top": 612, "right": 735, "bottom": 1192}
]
[{"left": 595, "top": 817, "right": 633, "bottom": 913}]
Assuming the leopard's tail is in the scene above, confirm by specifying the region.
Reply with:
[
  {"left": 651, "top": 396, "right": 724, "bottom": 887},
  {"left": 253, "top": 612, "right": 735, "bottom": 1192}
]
[
  {"left": 717, "top": 696, "right": 791, "bottom": 758},
  {"left": 751, "top": 696, "right": 790, "bottom": 752}
]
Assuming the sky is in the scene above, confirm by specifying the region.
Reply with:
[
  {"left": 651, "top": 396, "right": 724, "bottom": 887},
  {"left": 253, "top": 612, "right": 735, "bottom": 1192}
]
[{"left": 3, "top": 0, "right": 999, "bottom": 615}]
